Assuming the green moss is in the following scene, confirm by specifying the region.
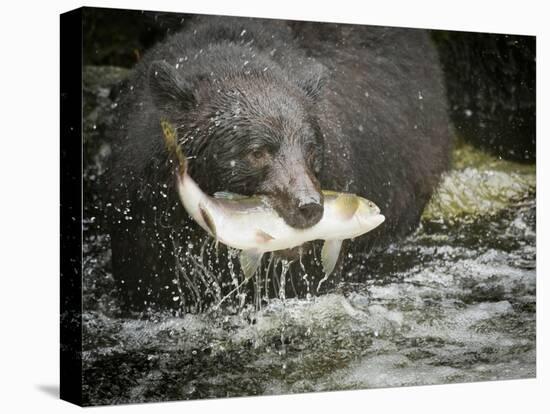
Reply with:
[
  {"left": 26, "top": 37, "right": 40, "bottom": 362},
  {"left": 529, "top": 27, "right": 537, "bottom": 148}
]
[
  {"left": 423, "top": 142, "right": 535, "bottom": 222},
  {"left": 451, "top": 142, "right": 536, "bottom": 174}
]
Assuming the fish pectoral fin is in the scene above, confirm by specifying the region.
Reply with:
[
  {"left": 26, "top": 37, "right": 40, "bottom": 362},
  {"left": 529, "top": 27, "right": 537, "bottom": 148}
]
[
  {"left": 255, "top": 229, "right": 275, "bottom": 244},
  {"left": 213, "top": 191, "right": 248, "bottom": 201},
  {"left": 321, "top": 239, "right": 343, "bottom": 276},
  {"left": 239, "top": 250, "right": 264, "bottom": 280}
]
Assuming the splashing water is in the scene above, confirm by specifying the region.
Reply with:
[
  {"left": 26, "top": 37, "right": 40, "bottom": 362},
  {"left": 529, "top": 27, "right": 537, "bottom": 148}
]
[
  {"left": 279, "top": 259, "right": 290, "bottom": 300},
  {"left": 82, "top": 141, "right": 535, "bottom": 405}
]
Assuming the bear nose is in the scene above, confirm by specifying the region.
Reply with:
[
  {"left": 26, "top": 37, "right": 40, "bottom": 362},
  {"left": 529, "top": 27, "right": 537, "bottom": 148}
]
[{"left": 297, "top": 200, "right": 324, "bottom": 227}]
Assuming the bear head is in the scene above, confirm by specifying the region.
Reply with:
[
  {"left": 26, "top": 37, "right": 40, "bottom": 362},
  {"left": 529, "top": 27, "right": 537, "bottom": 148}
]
[{"left": 148, "top": 58, "right": 328, "bottom": 230}]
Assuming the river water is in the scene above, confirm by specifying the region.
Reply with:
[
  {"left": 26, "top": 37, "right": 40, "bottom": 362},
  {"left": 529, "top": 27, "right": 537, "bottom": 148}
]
[{"left": 81, "top": 134, "right": 536, "bottom": 405}]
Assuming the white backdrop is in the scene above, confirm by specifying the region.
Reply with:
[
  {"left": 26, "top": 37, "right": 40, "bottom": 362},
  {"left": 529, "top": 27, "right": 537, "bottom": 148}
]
[{"left": 0, "top": 0, "right": 547, "bottom": 412}]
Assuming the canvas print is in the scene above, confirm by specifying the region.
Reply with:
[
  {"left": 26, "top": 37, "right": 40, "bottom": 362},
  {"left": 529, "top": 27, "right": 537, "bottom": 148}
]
[{"left": 60, "top": 7, "right": 536, "bottom": 406}]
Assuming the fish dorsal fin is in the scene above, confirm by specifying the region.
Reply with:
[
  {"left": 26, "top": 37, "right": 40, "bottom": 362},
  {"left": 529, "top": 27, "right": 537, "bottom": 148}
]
[
  {"left": 199, "top": 204, "right": 217, "bottom": 237},
  {"left": 239, "top": 250, "right": 264, "bottom": 279},
  {"left": 334, "top": 194, "right": 359, "bottom": 219},
  {"left": 213, "top": 191, "right": 249, "bottom": 201}
]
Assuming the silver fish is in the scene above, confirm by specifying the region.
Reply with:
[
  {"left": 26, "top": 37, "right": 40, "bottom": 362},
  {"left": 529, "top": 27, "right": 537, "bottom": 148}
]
[{"left": 161, "top": 120, "right": 385, "bottom": 282}]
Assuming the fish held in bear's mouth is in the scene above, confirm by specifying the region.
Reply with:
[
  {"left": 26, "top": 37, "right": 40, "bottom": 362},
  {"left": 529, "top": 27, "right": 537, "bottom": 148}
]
[{"left": 161, "top": 119, "right": 385, "bottom": 286}]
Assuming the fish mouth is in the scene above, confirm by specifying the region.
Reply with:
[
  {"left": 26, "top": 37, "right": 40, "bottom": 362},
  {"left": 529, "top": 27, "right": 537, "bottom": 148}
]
[
  {"left": 358, "top": 213, "right": 385, "bottom": 231},
  {"left": 370, "top": 214, "right": 385, "bottom": 228}
]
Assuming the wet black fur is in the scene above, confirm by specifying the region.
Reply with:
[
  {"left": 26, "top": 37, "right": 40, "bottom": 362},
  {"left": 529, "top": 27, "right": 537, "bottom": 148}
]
[{"left": 108, "top": 15, "right": 452, "bottom": 311}]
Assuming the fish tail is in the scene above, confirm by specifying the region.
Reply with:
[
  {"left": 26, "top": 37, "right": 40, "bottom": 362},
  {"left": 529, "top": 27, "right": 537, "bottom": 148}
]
[{"left": 160, "top": 118, "right": 187, "bottom": 175}]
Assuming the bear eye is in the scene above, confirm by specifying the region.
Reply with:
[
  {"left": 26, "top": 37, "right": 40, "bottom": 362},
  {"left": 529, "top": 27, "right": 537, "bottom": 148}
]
[
  {"left": 313, "top": 160, "right": 321, "bottom": 174},
  {"left": 305, "top": 145, "right": 321, "bottom": 173},
  {"left": 248, "top": 147, "right": 270, "bottom": 164},
  {"left": 251, "top": 149, "right": 266, "bottom": 159}
]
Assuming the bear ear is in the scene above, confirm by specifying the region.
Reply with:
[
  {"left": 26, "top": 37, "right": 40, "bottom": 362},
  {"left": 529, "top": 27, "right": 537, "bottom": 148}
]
[
  {"left": 297, "top": 62, "right": 328, "bottom": 101},
  {"left": 148, "top": 60, "right": 196, "bottom": 112}
]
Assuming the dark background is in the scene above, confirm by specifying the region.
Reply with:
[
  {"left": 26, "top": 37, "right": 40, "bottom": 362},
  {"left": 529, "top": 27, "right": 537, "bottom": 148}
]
[{"left": 83, "top": 7, "right": 536, "bottom": 162}]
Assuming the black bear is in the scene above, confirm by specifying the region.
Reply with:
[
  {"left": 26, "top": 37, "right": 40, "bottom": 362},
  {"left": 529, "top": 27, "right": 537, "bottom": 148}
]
[{"left": 108, "top": 15, "right": 452, "bottom": 312}]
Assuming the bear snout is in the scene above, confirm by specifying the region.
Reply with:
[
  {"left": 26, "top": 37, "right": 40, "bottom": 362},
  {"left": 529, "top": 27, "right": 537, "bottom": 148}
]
[
  {"left": 263, "top": 153, "right": 324, "bottom": 229},
  {"left": 276, "top": 184, "right": 324, "bottom": 229},
  {"left": 296, "top": 200, "right": 324, "bottom": 228},
  {"left": 280, "top": 198, "right": 323, "bottom": 229}
]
